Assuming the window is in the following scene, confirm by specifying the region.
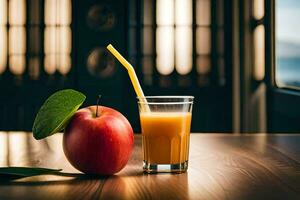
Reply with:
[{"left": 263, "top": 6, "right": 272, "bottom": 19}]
[
  {"left": 253, "top": 0, "right": 265, "bottom": 81},
  {"left": 0, "top": 0, "right": 7, "bottom": 75},
  {"left": 128, "top": 0, "right": 232, "bottom": 132},
  {"left": 44, "top": 0, "right": 72, "bottom": 75},
  {"left": 264, "top": 0, "right": 300, "bottom": 132},
  {"left": 0, "top": 0, "right": 72, "bottom": 79},
  {"left": 128, "top": 0, "right": 226, "bottom": 88},
  {"left": 276, "top": 0, "right": 300, "bottom": 88},
  {"left": 0, "top": 0, "right": 73, "bottom": 131},
  {"left": 8, "top": 0, "right": 26, "bottom": 76}
]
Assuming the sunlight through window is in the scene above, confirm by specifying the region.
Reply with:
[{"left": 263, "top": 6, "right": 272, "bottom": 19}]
[
  {"left": 8, "top": 0, "right": 26, "bottom": 75},
  {"left": 253, "top": 25, "right": 265, "bottom": 81},
  {"left": 44, "top": 0, "right": 72, "bottom": 75},
  {"left": 156, "top": 0, "right": 193, "bottom": 75}
]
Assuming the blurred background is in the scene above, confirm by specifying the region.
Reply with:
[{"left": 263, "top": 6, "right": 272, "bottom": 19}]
[{"left": 0, "top": 0, "right": 299, "bottom": 133}]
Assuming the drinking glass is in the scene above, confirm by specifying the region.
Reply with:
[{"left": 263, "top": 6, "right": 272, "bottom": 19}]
[{"left": 137, "top": 96, "right": 194, "bottom": 173}]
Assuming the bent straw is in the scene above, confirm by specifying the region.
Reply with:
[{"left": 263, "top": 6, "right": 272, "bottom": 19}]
[{"left": 106, "top": 44, "right": 150, "bottom": 111}]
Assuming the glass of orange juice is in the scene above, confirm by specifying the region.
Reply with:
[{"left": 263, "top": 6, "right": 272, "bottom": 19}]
[{"left": 137, "top": 96, "right": 194, "bottom": 173}]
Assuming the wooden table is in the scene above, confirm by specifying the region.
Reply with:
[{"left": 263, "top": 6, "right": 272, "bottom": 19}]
[{"left": 0, "top": 132, "right": 300, "bottom": 200}]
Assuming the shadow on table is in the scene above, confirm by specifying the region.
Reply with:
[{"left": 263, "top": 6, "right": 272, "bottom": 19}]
[
  {"left": 0, "top": 172, "right": 108, "bottom": 186},
  {"left": 0, "top": 170, "right": 146, "bottom": 186}
]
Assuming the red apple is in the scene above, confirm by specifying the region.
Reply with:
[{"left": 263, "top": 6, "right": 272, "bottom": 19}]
[{"left": 63, "top": 106, "right": 134, "bottom": 175}]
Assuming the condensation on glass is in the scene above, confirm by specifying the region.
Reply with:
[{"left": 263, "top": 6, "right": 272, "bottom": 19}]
[{"left": 44, "top": 0, "right": 72, "bottom": 75}]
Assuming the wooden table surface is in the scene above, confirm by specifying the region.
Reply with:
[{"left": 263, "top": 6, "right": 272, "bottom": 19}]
[{"left": 0, "top": 132, "right": 300, "bottom": 200}]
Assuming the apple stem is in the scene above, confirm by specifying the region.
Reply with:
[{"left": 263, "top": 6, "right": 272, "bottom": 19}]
[{"left": 96, "top": 95, "right": 101, "bottom": 117}]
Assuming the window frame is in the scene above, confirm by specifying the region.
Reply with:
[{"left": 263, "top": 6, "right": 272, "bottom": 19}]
[{"left": 265, "top": 0, "right": 300, "bottom": 132}]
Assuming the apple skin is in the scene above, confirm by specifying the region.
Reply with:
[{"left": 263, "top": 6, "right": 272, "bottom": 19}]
[{"left": 63, "top": 106, "right": 134, "bottom": 175}]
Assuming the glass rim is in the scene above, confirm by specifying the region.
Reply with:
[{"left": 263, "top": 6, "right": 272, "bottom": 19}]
[
  {"left": 138, "top": 102, "right": 194, "bottom": 105},
  {"left": 137, "top": 96, "right": 194, "bottom": 99},
  {"left": 137, "top": 96, "right": 194, "bottom": 105}
]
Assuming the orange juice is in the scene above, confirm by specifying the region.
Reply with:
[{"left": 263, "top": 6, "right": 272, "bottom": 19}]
[{"left": 140, "top": 112, "right": 192, "bottom": 164}]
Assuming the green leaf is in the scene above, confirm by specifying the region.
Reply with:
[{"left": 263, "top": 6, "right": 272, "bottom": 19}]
[
  {"left": 33, "top": 89, "right": 86, "bottom": 140},
  {"left": 0, "top": 167, "right": 62, "bottom": 177}
]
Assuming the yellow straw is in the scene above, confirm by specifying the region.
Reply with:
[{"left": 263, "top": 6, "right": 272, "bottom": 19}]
[{"left": 106, "top": 44, "right": 149, "bottom": 111}]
